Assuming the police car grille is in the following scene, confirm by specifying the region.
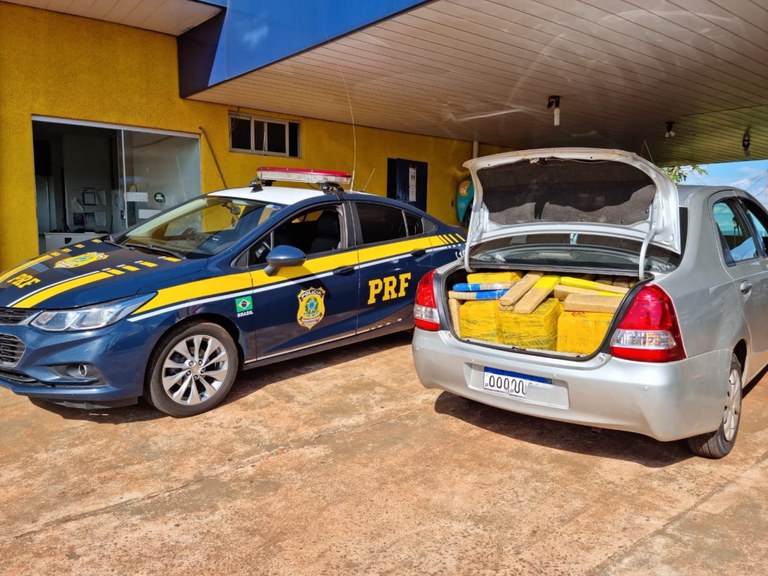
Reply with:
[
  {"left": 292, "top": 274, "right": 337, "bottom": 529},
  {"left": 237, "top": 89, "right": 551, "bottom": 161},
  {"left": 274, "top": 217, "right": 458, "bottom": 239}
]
[
  {"left": 0, "top": 334, "right": 26, "bottom": 367},
  {"left": 0, "top": 308, "right": 35, "bottom": 325},
  {"left": 0, "top": 368, "right": 35, "bottom": 384}
]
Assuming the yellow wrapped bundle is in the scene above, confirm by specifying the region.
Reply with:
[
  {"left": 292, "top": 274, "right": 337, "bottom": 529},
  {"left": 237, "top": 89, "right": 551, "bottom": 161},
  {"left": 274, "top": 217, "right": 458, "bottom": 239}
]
[
  {"left": 466, "top": 271, "right": 522, "bottom": 284},
  {"left": 499, "top": 298, "right": 562, "bottom": 350},
  {"left": 459, "top": 300, "right": 502, "bottom": 342},
  {"left": 512, "top": 275, "right": 561, "bottom": 313},
  {"left": 556, "top": 311, "right": 613, "bottom": 355},
  {"left": 560, "top": 276, "right": 628, "bottom": 295}
]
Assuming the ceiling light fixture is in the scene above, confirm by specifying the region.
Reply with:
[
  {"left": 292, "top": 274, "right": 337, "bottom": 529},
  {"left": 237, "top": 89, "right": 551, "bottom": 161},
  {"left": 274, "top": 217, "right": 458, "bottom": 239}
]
[
  {"left": 665, "top": 121, "right": 675, "bottom": 138},
  {"left": 743, "top": 129, "right": 751, "bottom": 156},
  {"left": 547, "top": 95, "right": 561, "bottom": 126}
]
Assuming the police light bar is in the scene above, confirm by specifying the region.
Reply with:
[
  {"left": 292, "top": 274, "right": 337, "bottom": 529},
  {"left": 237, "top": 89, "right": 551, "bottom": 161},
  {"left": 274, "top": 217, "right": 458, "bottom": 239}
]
[{"left": 257, "top": 167, "right": 352, "bottom": 186}]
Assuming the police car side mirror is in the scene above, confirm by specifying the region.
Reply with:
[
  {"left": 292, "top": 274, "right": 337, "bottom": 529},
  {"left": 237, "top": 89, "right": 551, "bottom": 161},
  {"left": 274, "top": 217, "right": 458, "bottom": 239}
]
[{"left": 264, "top": 245, "right": 307, "bottom": 276}]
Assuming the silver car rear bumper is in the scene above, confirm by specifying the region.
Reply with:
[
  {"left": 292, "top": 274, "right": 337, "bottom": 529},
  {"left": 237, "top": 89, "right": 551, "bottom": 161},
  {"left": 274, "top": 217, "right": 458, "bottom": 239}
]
[{"left": 412, "top": 329, "right": 731, "bottom": 442}]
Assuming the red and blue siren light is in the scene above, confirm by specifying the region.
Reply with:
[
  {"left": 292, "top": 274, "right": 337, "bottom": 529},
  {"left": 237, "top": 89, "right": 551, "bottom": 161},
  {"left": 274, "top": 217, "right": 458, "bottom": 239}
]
[{"left": 257, "top": 166, "right": 352, "bottom": 186}]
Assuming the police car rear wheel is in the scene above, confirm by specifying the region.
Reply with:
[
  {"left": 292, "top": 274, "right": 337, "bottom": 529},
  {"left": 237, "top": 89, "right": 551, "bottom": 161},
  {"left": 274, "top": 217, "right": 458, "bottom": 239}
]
[{"left": 147, "top": 322, "right": 238, "bottom": 417}]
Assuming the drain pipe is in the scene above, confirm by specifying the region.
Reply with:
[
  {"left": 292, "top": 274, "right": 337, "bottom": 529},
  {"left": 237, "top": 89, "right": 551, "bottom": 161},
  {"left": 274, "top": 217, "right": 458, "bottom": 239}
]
[{"left": 199, "top": 126, "right": 227, "bottom": 189}]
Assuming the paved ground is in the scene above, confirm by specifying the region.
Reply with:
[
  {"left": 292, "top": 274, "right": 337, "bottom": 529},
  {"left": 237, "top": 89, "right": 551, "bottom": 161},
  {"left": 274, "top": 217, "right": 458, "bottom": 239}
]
[{"left": 1, "top": 331, "right": 768, "bottom": 575}]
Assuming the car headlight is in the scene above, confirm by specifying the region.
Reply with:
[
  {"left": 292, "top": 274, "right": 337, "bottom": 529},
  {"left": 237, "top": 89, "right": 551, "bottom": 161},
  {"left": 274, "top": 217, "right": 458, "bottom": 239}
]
[{"left": 31, "top": 294, "right": 156, "bottom": 332}]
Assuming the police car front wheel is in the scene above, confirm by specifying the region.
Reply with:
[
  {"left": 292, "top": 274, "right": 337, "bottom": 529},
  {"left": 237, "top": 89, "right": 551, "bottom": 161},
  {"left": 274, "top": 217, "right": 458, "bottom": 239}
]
[{"left": 146, "top": 322, "right": 238, "bottom": 417}]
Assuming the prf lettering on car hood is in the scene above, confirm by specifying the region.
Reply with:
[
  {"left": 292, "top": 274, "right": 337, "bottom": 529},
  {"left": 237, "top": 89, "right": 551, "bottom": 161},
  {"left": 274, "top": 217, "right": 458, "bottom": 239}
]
[
  {"left": 6, "top": 273, "right": 41, "bottom": 289},
  {"left": 367, "top": 272, "right": 411, "bottom": 305}
]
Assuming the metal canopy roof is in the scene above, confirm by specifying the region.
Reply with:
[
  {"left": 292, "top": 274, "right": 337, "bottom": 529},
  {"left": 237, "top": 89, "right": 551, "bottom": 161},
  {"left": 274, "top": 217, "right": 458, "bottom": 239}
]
[{"left": 10, "top": 0, "right": 768, "bottom": 166}]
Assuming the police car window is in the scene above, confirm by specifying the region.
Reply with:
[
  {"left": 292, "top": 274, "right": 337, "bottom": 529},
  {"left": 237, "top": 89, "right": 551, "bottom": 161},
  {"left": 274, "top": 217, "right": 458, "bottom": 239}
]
[
  {"left": 405, "top": 211, "right": 426, "bottom": 236},
  {"left": 116, "top": 197, "right": 283, "bottom": 259},
  {"left": 248, "top": 207, "right": 342, "bottom": 265},
  {"left": 356, "top": 203, "right": 408, "bottom": 245},
  {"left": 713, "top": 200, "right": 757, "bottom": 264}
]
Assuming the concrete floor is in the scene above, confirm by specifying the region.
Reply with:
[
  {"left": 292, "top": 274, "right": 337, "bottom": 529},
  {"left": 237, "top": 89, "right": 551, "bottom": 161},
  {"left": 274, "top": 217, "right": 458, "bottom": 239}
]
[{"left": 1, "top": 331, "right": 768, "bottom": 575}]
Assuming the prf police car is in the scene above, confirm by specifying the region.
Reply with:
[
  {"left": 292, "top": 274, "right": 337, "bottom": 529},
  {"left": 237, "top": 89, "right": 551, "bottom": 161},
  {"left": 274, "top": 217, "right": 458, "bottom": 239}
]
[{"left": 0, "top": 168, "right": 464, "bottom": 416}]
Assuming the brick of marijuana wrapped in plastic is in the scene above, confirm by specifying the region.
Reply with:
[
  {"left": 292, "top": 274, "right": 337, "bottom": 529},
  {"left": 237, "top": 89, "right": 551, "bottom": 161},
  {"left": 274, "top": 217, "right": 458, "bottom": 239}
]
[
  {"left": 556, "top": 311, "right": 614, "bottom": 355},
  {"left": 466, "top": 271, "right": 522, "bottom": 284},
  {"left": 512, "top": 275, "right": 561, "bottom": 314},
  {"left": 499, "top": 298, "right": 562, "bottom": 350},
  {"left": 459, "top": 299, "right": 502, "bottom": 343}
]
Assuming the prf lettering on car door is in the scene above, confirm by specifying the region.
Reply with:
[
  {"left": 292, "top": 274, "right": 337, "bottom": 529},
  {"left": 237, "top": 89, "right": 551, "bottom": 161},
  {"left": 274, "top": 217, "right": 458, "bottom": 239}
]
[{"left": 367, "top": 272, "right": 412, "bottom": 304}]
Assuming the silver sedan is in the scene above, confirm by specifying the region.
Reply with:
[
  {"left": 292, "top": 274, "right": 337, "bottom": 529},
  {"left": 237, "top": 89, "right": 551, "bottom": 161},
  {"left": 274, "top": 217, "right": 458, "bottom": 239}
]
[{"left": 412, "top": 148, "right": 768, "bottom": 458}]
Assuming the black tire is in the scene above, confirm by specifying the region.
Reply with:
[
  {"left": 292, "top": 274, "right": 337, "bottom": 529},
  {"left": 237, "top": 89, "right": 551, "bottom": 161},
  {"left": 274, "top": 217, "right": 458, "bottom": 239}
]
[
  {"left": 146, "top": 322, "right": 238, "bottom": 417},
  {"left": 687, "top": 353, "right": 743, "bottom": 459}
]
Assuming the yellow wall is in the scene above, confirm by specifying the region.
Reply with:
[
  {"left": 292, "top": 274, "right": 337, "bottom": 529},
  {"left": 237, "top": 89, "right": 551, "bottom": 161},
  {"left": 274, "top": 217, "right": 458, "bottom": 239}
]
[{"left": 0, "top": 3, "right": 488, "bottom": 271}]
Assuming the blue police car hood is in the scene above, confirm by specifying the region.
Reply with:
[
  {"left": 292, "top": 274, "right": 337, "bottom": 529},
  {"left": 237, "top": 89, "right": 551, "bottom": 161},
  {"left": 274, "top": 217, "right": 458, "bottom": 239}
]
[{"left": 0, "top": 239, "right": 207, "bottom": 309}]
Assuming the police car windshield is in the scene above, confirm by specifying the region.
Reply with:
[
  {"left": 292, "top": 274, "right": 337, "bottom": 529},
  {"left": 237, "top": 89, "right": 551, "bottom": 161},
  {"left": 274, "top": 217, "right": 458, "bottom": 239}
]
[{"left": 115, "top": 196, "right": 285, "bottom": 259}]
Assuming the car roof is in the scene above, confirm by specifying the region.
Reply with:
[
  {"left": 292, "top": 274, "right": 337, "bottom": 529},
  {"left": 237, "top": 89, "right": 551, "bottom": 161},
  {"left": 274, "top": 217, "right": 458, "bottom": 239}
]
[
  {"left": 676, "top": 185, "right": 752, "bottom": 207},
  {"left": 209, "top": 185, "right": 327, "bottom": 205}
]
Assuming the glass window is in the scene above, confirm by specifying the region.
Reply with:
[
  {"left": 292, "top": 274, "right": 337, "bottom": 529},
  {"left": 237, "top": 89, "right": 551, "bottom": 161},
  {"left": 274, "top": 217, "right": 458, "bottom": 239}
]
[
  {"left": 356, "top": 203, "right": 407, "bottom": 245},
  {"left": 229, "top": 113, "right": 299, "bottom": 157},
  {"left": 713, "top": 200, "right": 757, "bottom": 264},
  {"left": 742, "top": 199, "right": 768, "bottom": 257},
  {"left": 116, "top": 196, "right": 283, "bottom": 259},
  {"left": 230, "top": 117, "right": 251, "bottom": 150},
  {"left": 405, "top": 211, "right": 425, "bottom": 236},
  {"left": 249, "top": 207, "right": 342, "bottom": 265}
]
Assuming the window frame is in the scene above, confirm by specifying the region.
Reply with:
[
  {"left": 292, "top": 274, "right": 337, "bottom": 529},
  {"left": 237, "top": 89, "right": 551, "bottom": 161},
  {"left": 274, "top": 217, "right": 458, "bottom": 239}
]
[
  {"left": 712, "top": 198, "right": 760, "bottom": 265},
  {"left": 229, "top": 113, "right": 300, "bottom": 158}
]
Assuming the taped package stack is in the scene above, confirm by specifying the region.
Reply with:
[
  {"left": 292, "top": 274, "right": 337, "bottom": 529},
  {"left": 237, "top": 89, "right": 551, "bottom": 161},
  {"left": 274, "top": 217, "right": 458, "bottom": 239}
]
[
  {"left": 456, "top": 273, "right": 563, "bottom": 350},
  {"left": 556, "top": 311, "right": 614, "bottom": 354},
  {"left": 499, "top": 297, "right": 562, "bottom": 350},
  {"left": 450, "top": 270, "right": 631, "bottom": 356},
  {"left": 456, "top": 271, "right": 521, "bottom": 342}
]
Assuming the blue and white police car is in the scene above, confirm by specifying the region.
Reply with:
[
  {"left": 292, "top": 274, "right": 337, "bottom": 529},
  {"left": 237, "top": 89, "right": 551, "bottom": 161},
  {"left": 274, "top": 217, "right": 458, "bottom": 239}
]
[{"left": 0, "top": 168, "right": 464, "bottom": 416}]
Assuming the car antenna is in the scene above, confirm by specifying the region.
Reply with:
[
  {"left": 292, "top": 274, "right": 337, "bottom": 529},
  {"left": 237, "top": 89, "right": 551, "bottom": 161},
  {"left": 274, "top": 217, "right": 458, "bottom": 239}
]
[
  {"left": 338, "top": 64, "right": 357, "bottom": 190},
  {"left": 361, "top": 168, "right": 376, "bottom": 192}
]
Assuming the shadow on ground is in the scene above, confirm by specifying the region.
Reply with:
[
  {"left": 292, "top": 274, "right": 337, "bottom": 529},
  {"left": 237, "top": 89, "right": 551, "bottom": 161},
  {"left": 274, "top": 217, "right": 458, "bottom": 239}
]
[
  {"left": 432, "top": 391, "right": 693, "bottom": 467},
  {"left": 26, "top": 331, "right": 414, "bottom": 424}
]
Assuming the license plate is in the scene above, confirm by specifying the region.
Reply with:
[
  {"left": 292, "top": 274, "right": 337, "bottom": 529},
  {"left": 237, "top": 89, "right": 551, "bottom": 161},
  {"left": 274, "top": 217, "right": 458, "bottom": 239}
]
[{"left": 482, "top": 367, "right": 550, "bottom": 398}]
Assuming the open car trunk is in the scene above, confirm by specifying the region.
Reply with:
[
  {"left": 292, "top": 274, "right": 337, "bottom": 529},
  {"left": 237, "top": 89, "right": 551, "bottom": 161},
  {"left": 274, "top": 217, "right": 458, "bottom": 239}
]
[
  {"left": 448, "top": 148, "right": 683, "bottom": 357},
  {"left": 443, "top": 267, "right": 641, "bottom": 357}
]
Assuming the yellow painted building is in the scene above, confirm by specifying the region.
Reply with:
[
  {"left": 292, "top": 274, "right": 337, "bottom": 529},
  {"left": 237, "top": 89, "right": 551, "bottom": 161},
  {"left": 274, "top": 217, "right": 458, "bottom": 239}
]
[{"left": 0, "top": 3, "right": 506, "bottom": 272}]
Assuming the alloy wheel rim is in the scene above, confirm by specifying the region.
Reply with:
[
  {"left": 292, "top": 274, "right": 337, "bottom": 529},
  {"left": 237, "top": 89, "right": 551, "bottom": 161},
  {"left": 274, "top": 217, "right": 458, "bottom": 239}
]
[
  {"left": 161, "top": 334, "right": 230, "bottom": 405},
  {"left": 723, "top": 365, "right": 742, "bottom": 442}
]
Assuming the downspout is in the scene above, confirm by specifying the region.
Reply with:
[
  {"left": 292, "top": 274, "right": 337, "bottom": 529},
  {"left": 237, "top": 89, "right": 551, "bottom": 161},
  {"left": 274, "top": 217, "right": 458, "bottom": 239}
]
[{"left": 199, "top": 126, "right": 227, "bottom": 189}]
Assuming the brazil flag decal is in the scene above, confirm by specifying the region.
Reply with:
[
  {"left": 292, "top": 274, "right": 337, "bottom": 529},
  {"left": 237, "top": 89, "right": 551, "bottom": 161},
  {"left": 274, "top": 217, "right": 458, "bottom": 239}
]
[{"left": 236, "top": 295, "right": 254, "bottom": 317}]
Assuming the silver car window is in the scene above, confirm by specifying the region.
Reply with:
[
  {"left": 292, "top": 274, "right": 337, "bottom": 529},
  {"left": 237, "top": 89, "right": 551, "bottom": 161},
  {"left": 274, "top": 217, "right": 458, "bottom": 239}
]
[
  {"left": 713, "top": 201, "right": 757, "bottom": 264},
  {"left": 741, "top": 199, "right": 768, "bottom": 257}
]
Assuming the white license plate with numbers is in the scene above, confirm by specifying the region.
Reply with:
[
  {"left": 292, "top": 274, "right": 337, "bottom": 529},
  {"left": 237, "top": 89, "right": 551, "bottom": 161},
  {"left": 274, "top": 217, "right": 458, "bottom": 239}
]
[{"left": 482, "top": 367, "right": 550, "bottom": 398}]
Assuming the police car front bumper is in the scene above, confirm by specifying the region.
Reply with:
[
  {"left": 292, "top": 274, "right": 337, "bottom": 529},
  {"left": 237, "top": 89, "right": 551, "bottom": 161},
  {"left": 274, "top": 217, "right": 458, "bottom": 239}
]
[{"left": 0, "top": 316, "right": 168, "bottom": 406}]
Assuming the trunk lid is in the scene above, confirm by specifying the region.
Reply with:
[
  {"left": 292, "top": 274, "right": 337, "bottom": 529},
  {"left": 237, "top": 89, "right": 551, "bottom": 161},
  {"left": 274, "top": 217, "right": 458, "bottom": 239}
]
[{"left": 463, "top": 148, "right": 680, "bottom": 276}]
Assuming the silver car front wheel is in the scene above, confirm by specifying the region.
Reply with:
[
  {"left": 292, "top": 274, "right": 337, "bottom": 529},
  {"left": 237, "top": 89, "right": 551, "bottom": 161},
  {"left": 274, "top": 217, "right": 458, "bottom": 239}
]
[
  {"left": 687, "top": 353, "right": 742, "bottom": 459},
  {"left": 147, "top": 322, "right": 238, "bottom": 417}
]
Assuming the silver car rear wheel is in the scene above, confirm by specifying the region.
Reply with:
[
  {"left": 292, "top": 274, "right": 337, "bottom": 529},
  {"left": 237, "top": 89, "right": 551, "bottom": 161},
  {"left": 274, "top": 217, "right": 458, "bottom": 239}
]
[
  {"left": 687, "top": 353, "right": 742, "bottom": 458},
  {"left": 147, "top": 322, "right": 238, "bottom": 417}
]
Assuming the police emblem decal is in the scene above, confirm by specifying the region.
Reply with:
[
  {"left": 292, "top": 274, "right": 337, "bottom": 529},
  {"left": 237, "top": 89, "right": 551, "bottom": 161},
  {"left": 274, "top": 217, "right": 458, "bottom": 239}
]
[
  {"left": 297, "top": 287, "right": 326, "bottom": 329},
  {"left": 54, "top": 252, "right": 108, "bottom": 269}
]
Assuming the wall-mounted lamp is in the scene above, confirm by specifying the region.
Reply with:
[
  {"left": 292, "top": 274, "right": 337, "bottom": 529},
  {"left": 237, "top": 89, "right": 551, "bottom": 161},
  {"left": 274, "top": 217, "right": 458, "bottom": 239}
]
[
  {"left": 547, "top": 95, "right": 561, "bottom": 126},
  {"left": 743, "top": 129, "right": 751, "bottom": 157},
  {"left": 665, "top": 121, "right": 675, "bottom": 138}
]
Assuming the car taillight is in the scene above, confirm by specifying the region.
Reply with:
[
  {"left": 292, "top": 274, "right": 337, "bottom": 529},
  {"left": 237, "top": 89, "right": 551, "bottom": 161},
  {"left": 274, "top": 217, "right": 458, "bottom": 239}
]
[
  {"left": 610, "top": 284, "right": 685, "bottom": 362},
  {"left": 414, "top": 270, "right": 440, "bottom": 331}
]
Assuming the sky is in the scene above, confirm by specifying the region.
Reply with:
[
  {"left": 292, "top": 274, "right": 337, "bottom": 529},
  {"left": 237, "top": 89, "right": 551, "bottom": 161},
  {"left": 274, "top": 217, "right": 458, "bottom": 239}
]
[{"left": 686, "top": 159, "right": 768, "bottom": 205}]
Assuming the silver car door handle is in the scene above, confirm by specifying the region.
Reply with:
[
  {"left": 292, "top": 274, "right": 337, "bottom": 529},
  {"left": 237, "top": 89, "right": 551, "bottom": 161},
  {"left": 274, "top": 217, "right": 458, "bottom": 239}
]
[{"left": 740, "top": 281, "right": 752, "bottom": 295}]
